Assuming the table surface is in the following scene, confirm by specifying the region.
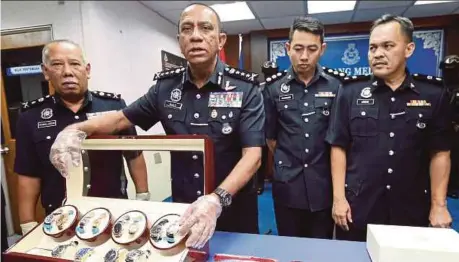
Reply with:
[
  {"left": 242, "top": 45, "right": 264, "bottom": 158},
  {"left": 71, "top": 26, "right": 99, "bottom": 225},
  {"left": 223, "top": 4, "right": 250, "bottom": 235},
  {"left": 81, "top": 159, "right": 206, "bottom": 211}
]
[{"left": 209, "top": 231, "right": 372, "bottom": 262}]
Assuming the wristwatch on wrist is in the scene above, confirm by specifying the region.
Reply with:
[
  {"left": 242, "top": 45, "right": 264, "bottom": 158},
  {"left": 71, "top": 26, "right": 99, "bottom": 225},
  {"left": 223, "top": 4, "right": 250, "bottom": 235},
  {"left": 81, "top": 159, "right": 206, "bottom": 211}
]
[{"left": 213, "top": 188, "right": 232, "bottom": 207}]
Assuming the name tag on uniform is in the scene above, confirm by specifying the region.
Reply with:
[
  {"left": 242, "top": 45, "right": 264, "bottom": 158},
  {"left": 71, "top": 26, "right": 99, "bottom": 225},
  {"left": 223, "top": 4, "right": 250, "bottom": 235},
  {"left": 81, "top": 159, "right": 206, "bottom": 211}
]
[
  {"left": 86, "top": 110, "right": 116, "bottom": 119},
  {"left": 208, "top": 92, "right": 243, "bottom": 108},
  {"left": 407, "top": 100, "right": 431, "bottom": 107},
  {"left": 37, "top": 120, "right": 57, "bottom": 129},
  {"left": 164, "top": 100, "right": 183, "bottom": 110},
  {"left": 314, "top": 91, "right": 336, "bottom": 98},
  {"left": 356, "top": 99, "right": 375, "bottom": 106},
  {"left": 279, "top": 94, "right": 294, "bottom": 101}
]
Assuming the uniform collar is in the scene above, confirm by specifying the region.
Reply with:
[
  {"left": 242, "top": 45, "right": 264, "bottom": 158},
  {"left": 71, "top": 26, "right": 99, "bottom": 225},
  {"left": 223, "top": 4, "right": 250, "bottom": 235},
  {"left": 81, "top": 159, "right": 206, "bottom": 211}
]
[
  {"left": 370, "top": 69, "right": 419, "bottom": 94},
  {"left": 54, "top": 91, "right": 92, "bottom": 108},
  {"left": 286, "top": 65, "right": 324, "bottom": 86},
  {"left": 183, "top": 57, "right": 225, "bottom": 89}
]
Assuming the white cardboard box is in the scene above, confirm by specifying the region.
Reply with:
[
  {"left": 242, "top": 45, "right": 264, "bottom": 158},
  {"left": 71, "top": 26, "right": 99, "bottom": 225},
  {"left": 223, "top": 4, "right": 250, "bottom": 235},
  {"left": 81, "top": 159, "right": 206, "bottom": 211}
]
[{"left": 366, "top": 224, "right": 459, "bottom": 262}]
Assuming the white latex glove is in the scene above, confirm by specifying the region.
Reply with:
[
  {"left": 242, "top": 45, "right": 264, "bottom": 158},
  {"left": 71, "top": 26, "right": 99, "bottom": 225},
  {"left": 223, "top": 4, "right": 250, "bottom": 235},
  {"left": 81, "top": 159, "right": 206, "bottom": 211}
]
[
  {"left": 49, "top": 128, "right": 87, "bottom": 178},
  {"left": 177, "top": 194, "right": 222, "bottom": 249},
  {"left": 20, "top": 221, "right": 38, "bottom": 236},
  {"left": 136, "top": 192, "right": 151, "bottom": 201}
]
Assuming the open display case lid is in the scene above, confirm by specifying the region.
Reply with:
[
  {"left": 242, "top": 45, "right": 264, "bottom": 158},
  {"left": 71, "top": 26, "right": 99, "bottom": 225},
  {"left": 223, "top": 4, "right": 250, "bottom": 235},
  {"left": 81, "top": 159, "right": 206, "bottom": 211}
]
[{"left": 4, "top": 135, "right": 214, "bottom": 262}]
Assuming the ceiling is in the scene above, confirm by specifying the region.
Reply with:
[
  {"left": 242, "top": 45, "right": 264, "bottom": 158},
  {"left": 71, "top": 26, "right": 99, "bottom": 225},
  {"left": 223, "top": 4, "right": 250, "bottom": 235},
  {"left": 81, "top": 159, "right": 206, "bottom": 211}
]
[{"left": 140, "top": 0, "right": 459, "bottom": 35}]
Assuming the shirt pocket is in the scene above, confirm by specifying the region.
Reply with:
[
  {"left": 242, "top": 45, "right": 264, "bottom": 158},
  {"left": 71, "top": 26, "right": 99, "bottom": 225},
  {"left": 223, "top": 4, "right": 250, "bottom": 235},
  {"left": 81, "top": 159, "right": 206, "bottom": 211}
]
[
  {"left": 33, "top": 131, "right": 57, "bottom": 164},
  {"left": 276, "top": 100, "right": 299, "bottom": 126},
  {"left": 163, "top": 109, "right": 187, "bottom": 133},
  {"left": 273, "top": 149, "right": 293, "bottom": 182},
  {"left": 350, "top": 107, "right": 379, "bottom": 137},
  {"left": 208, "top": 108, "right": 240, "bottom": 138},
  {"left": 314, "top": 97, "right": 333, "bottom": 119},
  {"left": 403, "top": 108, "right": 432, "bottom": 143}
]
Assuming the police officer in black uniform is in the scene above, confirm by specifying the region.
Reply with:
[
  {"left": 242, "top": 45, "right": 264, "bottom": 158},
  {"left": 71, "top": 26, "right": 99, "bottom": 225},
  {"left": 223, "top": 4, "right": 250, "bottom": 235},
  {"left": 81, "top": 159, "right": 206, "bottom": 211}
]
[
  {"left": 440, "top": 55, "right": 459, "bottom": 198},
  {"left": 49, "top": 3, "right": 264, "bottom": 250},
  {"left": 326, "top": 14, "right": 453, "bottom": 241},
  {"left": 14, "top": 40, "right": 149, "bottom": 236},
  {"left": 263, "top": 17, "right": 345, "bottom": 239}
]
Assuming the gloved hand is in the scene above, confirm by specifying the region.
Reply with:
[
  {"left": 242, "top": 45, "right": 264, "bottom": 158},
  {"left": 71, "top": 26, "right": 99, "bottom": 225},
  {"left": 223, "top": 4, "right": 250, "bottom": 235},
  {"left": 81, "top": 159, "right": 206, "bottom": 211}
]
[
  {"left": 177, "top": 194, "right": 222, "bottom": 249},
  {"left": 49, "top": 128, "right": 87, "bottom": 178},
  {"left": 20, "top": 221, "right": 38, "bottom": 236},
  {"left": 136, "top": 192, "right": 151, "bottom": 201}
]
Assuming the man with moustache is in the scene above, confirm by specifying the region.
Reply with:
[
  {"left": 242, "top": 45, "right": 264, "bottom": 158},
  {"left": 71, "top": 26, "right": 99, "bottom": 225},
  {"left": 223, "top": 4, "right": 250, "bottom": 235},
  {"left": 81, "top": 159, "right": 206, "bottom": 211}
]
[
  {"left": 326, "top": 14, "right": 453, "bottom": 241},
  {"left": 263, "top": 17, "right": 345, "bottom": 239},
  {"left": 48, "top": 3, "right": 264, "bottom": 249},
  {"left": 15, "top": 40, "right": 149, "bottom": 236}
]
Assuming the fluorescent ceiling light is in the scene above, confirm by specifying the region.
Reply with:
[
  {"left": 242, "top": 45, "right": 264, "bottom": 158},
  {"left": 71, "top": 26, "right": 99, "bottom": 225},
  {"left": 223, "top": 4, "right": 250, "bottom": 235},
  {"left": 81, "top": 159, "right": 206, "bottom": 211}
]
[
  {"left": 210, "top": 2, "right": 255, "bottom": 22},
  {"left": 308, "top": 1, "right": 356, "bottom": 14},
  {"left": 414, "top": 0, "right": 455, "bottom": 5}
]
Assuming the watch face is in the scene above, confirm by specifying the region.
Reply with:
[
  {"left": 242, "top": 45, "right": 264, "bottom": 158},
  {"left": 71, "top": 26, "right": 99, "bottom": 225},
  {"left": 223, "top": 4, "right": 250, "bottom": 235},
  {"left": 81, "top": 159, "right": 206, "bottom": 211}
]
[{"left": 149, "top": 214, "right": 186, "bottom": 250}]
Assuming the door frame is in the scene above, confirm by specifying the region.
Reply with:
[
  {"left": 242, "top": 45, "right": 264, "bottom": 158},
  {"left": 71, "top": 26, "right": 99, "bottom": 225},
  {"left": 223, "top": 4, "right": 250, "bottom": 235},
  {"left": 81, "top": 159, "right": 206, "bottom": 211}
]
[{"left": 1, "top": 25, "right": 54, "bottom": 234}]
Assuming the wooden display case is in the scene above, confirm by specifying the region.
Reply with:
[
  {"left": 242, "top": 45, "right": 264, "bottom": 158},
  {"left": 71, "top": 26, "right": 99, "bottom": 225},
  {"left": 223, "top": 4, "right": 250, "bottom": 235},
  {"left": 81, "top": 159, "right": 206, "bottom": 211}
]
[{"left": 3, "top": 135, "right": 214, "bottom": 262}]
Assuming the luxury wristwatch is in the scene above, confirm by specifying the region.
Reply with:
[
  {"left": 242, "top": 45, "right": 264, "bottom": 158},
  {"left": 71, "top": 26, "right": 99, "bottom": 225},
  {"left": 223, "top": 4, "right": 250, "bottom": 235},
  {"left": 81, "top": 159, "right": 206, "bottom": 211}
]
[
  {"left": 125, "top": 249, "right": 151, "bottom": 262},
  {"left": 51, "top": 240, "right": 79, "bottom": 258},
  {"left": 74, "top": 247, "right": 94, "bottom": 262},
  {"left": 104, "top": 248, "right": 128, "bottom": 262},
  {"left": 213, "top": 187, "right": 232, "bottom": 207}
]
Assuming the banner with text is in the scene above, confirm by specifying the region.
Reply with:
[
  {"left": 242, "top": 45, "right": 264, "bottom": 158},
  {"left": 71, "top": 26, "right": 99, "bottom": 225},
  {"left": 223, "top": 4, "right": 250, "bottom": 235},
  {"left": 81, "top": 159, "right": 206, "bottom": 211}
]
[
  {"left": 161, "top": 50, "right": 187, "bottom": 71},
  {"left": 269, "top": 29, "right": 444, "bottom": 76}
]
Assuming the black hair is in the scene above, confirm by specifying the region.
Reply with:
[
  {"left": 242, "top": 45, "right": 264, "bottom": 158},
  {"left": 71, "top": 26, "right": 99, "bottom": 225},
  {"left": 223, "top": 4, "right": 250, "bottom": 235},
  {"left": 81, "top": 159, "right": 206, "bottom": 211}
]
[
  {"left": 289, "top": 16, "right": 325, "bottom": 43},
  {"left": 371, "top": 14, "right": 414, "bottom": 42}
]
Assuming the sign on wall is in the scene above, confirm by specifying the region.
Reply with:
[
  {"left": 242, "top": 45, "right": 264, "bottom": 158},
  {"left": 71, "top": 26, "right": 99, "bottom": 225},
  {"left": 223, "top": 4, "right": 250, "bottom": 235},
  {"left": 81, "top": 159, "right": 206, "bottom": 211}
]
[
  {"left": 6, "top": 65, "right": 42, "bottom": 76},
  {"left": 161, "top": 50, "right": 187, "bottom": 71},
  {"left": 269, "top": 29, "right": 444, "bottom": 76}
]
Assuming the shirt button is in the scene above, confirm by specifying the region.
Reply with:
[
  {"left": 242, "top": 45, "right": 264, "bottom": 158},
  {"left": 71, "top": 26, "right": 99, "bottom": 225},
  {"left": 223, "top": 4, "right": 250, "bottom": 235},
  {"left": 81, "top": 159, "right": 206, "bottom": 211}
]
[
  {"left": 46, "top": 136, "right": 51, "bottom": 140},
  {"left": 196, "top": 94, "right": 201, "bottom": 99},
  {"left": 386, "top": 185, "right": 391, "bottom": 190},
  {"left": 304, "top": 118, "right": 309, "bottom": 123},
  {"left": 305, "top": 133, "right": 309, "bottom": 138},
  {"left": 389, "top": 132, "right": 395, "bottom": 137},
  {"left": 304, "top": 164, "right": 308, "bottom": 168},
  {"left": 345, "top": 184, "right": 348, "bottom": 188},
  {"left": 389, "top": 150, "right": 394, "bottom": 156},
  {"left": 168, "top": 114, "right": 172, "bottom": 119},
  {"left": 304, "top": 89, "right": 308, "bottom": 93},
  {"left": 278, "top": 161, "right": 283, "bottom": 165},
  {"left": 419, "top": 114, "right": 423, "bottom": 118},
  {"left": 84, "top": 167, "right": 89, "bottom": 172},
  {"left": 324, "top": 102, "right": 328, "bottom": 106},
  {"left": 304, "top": 102, "right": 308, "bottom": 106},
  {"left": 388, "top": 168, "right": 393, "bottom": 174},
  {"left": 305, "top": 149, "right": 309, "bottom": 153},
  {"left": 194, "top": 173, "right": 200, "bottom": 178},
  {"left": 74, "top": 115, "right": 80, "bottom": 120},
  {"left": 81, "top": 150, "right": 85, "bottom": 154},
  {"left": 192, "top": 155, "right": 198, "bottom": 160},
  {"left": 424, "top": 190, "right": 427, "bottom": 194},
  {"left": 284, "top": 105, "right": 288, "bottom": 109},
  {"left": 222, "top": 115, "right": 227, "bottom": 120},
  {"left": 391, "top": 97, "right": 395, "bottom": 102},
  {"left": 194, "top": 113, "right": 200, "bottom": 119},
  {"left": 48, "top": 204, "right": 53, "bottom": 208},
  {"left": 361, "top": 111, "right": 366, "bottom": 116},
  {"left": 196, "top": 191, "right": 202, "bottom": 196}
]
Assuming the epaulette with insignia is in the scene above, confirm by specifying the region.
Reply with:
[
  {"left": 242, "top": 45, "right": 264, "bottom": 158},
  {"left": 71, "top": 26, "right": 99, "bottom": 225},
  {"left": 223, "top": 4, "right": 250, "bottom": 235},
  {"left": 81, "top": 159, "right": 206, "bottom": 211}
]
[
  {"left": 265, "top": 70, "right": 288, "bottom": 85},
  {"left": 412, "top": 73, "right": 443, "bottom": 86},
  {"left": 224, "top": 66, "right": 259, "bottom": 84},
  {"left": 91, "top": 90, "right": 121, "bottom": 100},
  {"left": 342, "top": 74, "right": 372, "bottom": 84},
  {"left": 153, "top": 67, "right": 186, "bottom": 81},
  {"left": 21, "top": 95, "right": 53, "bottom": 111},
  {"left": 322, "top": 66, "right": 347, "bottom": 80}
]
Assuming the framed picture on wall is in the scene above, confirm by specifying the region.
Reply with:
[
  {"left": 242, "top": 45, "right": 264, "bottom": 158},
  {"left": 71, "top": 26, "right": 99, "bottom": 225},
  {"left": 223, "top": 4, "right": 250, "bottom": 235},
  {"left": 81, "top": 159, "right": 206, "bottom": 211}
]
[
  {"left": 268, "top": 29, "right": 445, "bottom": 76},
  {"left": 161, "top": 50, "right": 187, "bottom": 71}
]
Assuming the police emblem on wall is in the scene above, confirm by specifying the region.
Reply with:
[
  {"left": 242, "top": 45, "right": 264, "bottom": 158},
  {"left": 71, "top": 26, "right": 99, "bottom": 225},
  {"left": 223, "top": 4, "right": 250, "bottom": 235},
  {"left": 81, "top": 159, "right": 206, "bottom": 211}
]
[
  {"left": 170, "top": 89, "right": 182, "bottom": 102},
  {"left": 360, "top": 87, "right": 372, "bottom": 98},
  {"left": 41, "top": 108, "right": 53, "bottom": 119},
  {"left": 341, "top": 43, "right": 360, "bottom": 66}
]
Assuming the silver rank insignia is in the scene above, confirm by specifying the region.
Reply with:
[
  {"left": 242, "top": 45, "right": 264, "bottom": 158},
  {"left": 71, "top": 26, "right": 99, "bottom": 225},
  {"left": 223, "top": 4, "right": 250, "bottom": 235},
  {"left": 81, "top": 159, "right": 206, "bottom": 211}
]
[
  {"left": 228, "top": 111, "right": 233, "bottom": 118},
  {"left": 208, "top": 92, "right": 243, "bottom": 108},
  {"left": 280, "top": 83, "right": 290, "bottom": 93},
  {"left": 211, "top": 109, "right": 218, "bottom": 118},
  {"left": 224, "top": 81, "right": 237, "bottom": 91},
  {"left": 41, "top": 108, "right": 53, "bottom": 119},
  {"left": 416, "top": 121, "right": 426, "bottom": 129},
  {"left": 222, "top": 123, "right": 233, "bottom": 134},
  {"left": 360, "top": 87, "right": 372, "bottom": 98},
  {"left": 170, "top": 89, "right": 182, "bottom": 102}
]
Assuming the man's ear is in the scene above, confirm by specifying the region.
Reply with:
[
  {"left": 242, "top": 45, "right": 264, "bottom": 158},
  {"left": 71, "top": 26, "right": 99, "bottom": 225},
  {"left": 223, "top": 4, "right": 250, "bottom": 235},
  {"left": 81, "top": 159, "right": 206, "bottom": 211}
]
[
  {"left": 86, "top": 63, "right": 91, "bottom": 79},
  {"left": 285, "top": 41, "right": 291, "bottom": 56},
  {"left": 176, "top": 34, "right": 180, "bottom": 41},
  {"left": 218, "top": 33, "right": 227, "bottom": 50},
  {"left": 320, "top": 42, "right": 327, "bottom": 56},
  {"left": 405, "top": 42, "right": 415, "bottom": 59},
  {"left": 41, "top": 64, "right": 50, "bottom": 81}
]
